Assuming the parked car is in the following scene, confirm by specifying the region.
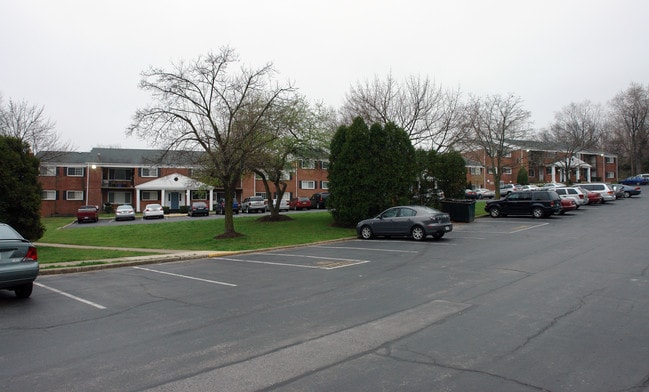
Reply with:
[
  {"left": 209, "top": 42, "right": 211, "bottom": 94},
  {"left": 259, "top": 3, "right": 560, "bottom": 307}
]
[
  {"left": 619, "top": 176, "right": 649, "bottom": 186},
  {"left": 612, "top": 184, "right": 642, "bottom": 198},
  {"left": 474, "top": 188, "right": 495, "bottom": 199},
  {"left": 484, "top": 190, "right": 562, "bottom": 218},
  {"left": 142, "top": 203, "right": 164, "bottom": 219},
  {"left": 579, "top": 183, "right": 616, "bottom": 202},
  {"left": 576, "top": 186, "right": 603, "bottom": 204},
  {"left": 542, "top": 182, "right": 566, "bottom": 189},
  {"left": 114, "top": 204, "right": 135, "bottom": 221},
  {"left": 0, "top": 223, "right": 39, "bottom": 298},
  {"left": 289, "top": 197, "right": 311, "bottom": 210},
  {"left": 272, "top": 198, "right": 290, "bottom": 212},
  {"left": 309, "top": 192, "right": 329, "bottom": 209},
  {"left": 465, "top": 189, "right": 478, "bottom": 199},
  {"left": 499, "top": 184, "right": 520, "bottom": 195},
  {"left": 241, "top": 196, "right": 267, "bottom": 213},
  {"left": 552, "top": 186, "right": 587, "bottom": 207},
  {"left": 214, "top": 198, "right": 240, "bottom": 215},
  {"left": 76, "top": 205, "right": 99, "bottom": 223},
  {"left": 188, "top": 201, "right": 210, "bottom": 217},
  {"left": 559, "top": 198, "right": 577, "bottom": 214},
  {"left": 519, "top": 184, "right": 540, "bottom": 191},
  {"left": 356, "top": 205, "right": 453, "bottom": 241}
]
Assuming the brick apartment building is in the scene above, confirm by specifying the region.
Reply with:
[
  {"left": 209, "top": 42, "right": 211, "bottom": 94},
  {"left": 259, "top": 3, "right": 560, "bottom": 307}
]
[
  {"left": 463, "top": 141, "right": 618, "bottom": 190},
  {"left": 37, "top": 148, "right": 329, "bottom": 216}
]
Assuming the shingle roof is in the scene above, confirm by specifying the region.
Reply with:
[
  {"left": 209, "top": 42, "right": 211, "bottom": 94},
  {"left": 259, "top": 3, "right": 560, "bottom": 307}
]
[{"left": 37, "top": 148, "right": 204, "bottom": 167}]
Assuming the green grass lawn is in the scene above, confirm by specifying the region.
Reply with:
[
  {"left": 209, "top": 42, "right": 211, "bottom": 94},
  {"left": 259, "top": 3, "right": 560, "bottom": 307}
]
[{"left": 40, "top": 212, "right": 356, "bottom": 251}]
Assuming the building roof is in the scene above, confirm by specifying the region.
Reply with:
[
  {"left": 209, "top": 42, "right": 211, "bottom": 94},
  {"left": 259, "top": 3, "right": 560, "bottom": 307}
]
[
  {"left": 134, "top": 173, "right": 212, "bottom": 191},
  {"left": 37, "top": 148, "right": 204, "bottom": 167}
]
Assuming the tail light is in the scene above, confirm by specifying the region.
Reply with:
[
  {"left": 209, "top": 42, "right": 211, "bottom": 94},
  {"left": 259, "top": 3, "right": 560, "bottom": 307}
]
[{"left": 24, "top": 246, "right": 38, "bottom": 261}]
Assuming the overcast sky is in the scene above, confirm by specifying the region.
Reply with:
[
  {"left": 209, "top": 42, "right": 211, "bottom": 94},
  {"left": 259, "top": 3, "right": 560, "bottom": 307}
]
[{"left": 1, "top": 0, "right": 648, "bottom": 152}]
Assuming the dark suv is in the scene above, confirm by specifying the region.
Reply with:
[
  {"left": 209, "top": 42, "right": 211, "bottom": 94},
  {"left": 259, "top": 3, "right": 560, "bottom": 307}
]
[
  {"left": 485, "top": 190, "right": 562, "bottom": 218},
  {"left": 309, "top": 192, "right": 329, "bottom": 209}
]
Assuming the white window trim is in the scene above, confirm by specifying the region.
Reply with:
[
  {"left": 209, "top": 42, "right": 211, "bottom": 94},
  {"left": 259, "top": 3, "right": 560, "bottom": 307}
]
[
  {"left": 40, "top": 166, "right": 56, "bottom": 176},
  {"left": 300, "top": 180, "right": 316, "bottom": 189},
  {"left": 42, "top": 190, "right": 56, "bottom": 200},
  {"left": 67, "top": 167, "right": 84, "bottom": 177},
  {"left": 300, "top": 160, "right": 316, "bottom": 169},
  {"left": 141, "top": 167, "right": 158, "bottom": 177},
  {"left": 66, "top": 190, "right": 84, "bottom": 200},
  {"left": 321, "top": 181, "right": 329, "bottom": 190}
]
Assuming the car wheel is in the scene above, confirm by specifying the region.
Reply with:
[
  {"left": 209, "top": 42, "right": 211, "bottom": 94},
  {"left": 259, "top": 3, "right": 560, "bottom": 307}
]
[
  {"left": 411, "top": 226, "right": 426, "bottom": 241},
  {"left": 432, "top": 232, "right": 444, "bottom": 240},
  {"left": 532, "top": 207, "right": 544, "bottom": 218},
  {"left": 489, "top": 207, "right": 501, "bottom": 218},
  {"left": 624, "top": 191, "right": 631, "bottom": 198},
  {"left": 360, "top": 225, "right": 373, "bottom": 240},
  {"left": 14, "top": 282, "right": 33, "bottom": 298}
]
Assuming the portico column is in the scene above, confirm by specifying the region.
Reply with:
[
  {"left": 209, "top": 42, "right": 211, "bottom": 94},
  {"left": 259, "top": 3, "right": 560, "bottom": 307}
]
[
  {"left": 161, "top": 189, "right": 166, "bottom": 208},
  {"left": 136, "top": 189, "right": 141, "bottom": 212},
  {"left": 551, "top": 166, "right": 556, "bottom": 182},
  {"left": 209, "top": 189, "right": 214, "bottom": 210}
]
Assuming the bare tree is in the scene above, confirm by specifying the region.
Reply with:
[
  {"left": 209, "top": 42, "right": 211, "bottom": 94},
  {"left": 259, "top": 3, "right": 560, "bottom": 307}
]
[
  {"left": 128, "top": 47, "right": 295, "bottom": 238},
  {"left": 465, "top": 93, "right": 532, "bottom": 198},
  {"left": 248, "top": 97, "right": 335, "bottom": 220},
  {"left": 341, "top": 73, "right": 466, "bottom": 151},
  {"left": 608, "top": 83, "right": 649, "bottom": 174},
  {"left": 0, "top": 96, "right": 73, "bottom": 159},
  {"left": 539, "top": 100, "right": 604, "bottom": 182}
]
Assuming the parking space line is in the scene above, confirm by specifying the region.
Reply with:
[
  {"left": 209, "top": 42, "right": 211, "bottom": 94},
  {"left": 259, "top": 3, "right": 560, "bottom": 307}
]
[
  {"left": 217, "top": 256, "right": 370, "bottom": 270},
  {"left": 132, "top": 266, "right": 237, "bottom": 287},
  {"left": 509, "top": 223, "right": 549, "bottom": 233},
  {"left": 314, "top": 245, "right": 419, "bottom": 253},
  {"left": 35, "top": 282, "right": 107, "bottom": 310}
]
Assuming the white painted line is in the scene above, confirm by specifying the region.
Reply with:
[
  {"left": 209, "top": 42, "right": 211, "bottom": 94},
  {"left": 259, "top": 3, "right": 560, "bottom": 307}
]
[
  {"left": 132, "top": 266, "right": 237, "bottom": 287},
  {"left": 217, "top": 257, "right": 370, "bottom": 270},
  {"left": 35, "top": 282, "right": 107, "bottom": 310},
  {"left": 314, "top": 245, "right": 418, "bottom": 253},
  {"left": 269, "top": 253, "right": 369, "bottom": 263},
  {"left": 509, "top": 222, "right": 549, "bottom": 233}
]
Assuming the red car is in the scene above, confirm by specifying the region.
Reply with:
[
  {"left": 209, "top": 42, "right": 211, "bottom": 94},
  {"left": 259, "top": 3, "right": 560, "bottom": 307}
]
[
  {"left": 289, "top": 197, "right": 311, "bottom": 210},
  {"left": 578, "top": 187, "right": 603, "bottom": 204},
  {"left": 559, "top": 198, "right": 577, "bottom": 214}
]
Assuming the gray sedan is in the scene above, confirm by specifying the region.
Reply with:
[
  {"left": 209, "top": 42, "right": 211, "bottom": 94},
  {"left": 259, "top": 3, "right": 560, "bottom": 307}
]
[
  {"left": 356, "top": 205, "right": 453, "bottom": 241},
  {"left": 0, "top": 223, "right": 39, "bottom": 298}
]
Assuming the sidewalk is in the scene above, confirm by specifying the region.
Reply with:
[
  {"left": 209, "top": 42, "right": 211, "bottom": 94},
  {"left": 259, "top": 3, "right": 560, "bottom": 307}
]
[{"left": 35, "top": 242, "right": 238, "bottom": 275}]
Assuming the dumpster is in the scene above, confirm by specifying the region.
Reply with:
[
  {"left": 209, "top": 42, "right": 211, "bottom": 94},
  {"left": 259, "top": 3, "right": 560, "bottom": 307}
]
[{"left": 440, "top": 199, "right": 475, "bottom": 222}]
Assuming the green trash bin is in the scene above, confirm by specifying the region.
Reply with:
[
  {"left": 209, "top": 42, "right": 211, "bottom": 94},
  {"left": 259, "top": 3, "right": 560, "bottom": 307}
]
[{"left": 440, "top": 199, "right": 475, "bottom": 222}]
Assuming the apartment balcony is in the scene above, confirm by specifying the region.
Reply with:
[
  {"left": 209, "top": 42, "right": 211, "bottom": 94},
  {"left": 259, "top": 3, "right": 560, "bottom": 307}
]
[{"left": 102, "top": 179, "right": 134, "bottom": 189}]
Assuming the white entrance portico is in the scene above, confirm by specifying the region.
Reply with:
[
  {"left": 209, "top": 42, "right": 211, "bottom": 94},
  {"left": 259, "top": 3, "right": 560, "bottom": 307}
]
[
  {"left": 549, "top": 157, "right": 592, "bottom": 183},
  {"left": 134, "top": 173, "right": 214, "bottom": 212}
]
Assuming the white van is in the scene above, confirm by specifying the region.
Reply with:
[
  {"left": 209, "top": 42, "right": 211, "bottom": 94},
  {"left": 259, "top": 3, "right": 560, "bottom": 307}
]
[{"left": 579, "top": 183, "right": 616, "bottom": 202}]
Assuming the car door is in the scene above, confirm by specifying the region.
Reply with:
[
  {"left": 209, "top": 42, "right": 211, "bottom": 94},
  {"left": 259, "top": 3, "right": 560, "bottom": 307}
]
[
  {"left": 393, "top": 207, "right": 416, "bottom": 235},
  {"left": 372, "top": 207, "right": 399, "bottom": 235}
]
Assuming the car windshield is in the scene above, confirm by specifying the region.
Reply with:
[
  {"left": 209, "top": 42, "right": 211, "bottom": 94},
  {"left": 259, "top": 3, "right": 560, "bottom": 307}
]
[
  {"left": 117, "top": 206, "right": 132, "bottom": 211},
  {"left": 0, "top": 224, "right": 24, "bottom": 240}
]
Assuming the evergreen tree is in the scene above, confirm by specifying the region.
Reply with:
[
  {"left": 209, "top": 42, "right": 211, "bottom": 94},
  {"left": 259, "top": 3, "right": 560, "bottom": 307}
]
[
  {"left": 434, "top": 150, "right": 466, "bottom": 199},
  {"left": 329, "top": 117, "right": 416, "bottom": 227},
  {"left": 517, "top": 166, "right": 529, "bottom": 185},
  {"left": 0, "top": 136, "right": 44, "bottom": 240}
]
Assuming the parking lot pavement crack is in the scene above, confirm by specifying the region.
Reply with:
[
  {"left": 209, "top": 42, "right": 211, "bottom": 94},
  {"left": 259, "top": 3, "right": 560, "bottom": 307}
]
[
  {"left": 499, "top": 289, "right": 602, "bottom": 360},
  {"left": 375, "top": 347, "right": 552, "bottom": 392}
]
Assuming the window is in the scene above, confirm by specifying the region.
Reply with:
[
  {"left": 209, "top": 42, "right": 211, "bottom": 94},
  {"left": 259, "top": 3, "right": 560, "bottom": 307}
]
[
  {"left": 108, "top": 191, "right": 132, "bottom": 204},
  {"left": 606, "top": 157, "right": 615, "bottom": 164},
  {"left": 65, "top": 190, "right": 83, "bottom": 200},
  {"left": 41, "top": 190, "right": 57, "bottom": 200},
  {"left": 300, "top": 180, "right": 316, "bottom": 189},
  {"left": 529, "top": 168, "right": 536, "bottom": 178},
  {"left": 321, "top": 181, "right": 329, "bottom": 189},
  {"left": 254, "top": 192, "right": 267, "bottom": 199},
  {"left": 503, "top": 167, "right": 512, "bottom": 175},
  {"left": 141, "top": 191, "right": 158, "bottom": 200},
  {"left": 606, "top": 171, "right": 615, "bottom": 179},
  {"left": 40, "top": 166, "right": 56, "bottom": 176},
  {"left": 67, "top": 167, "right": 84, "bottom": 176},
  {"left": 320, "top": 160, "right": 329, "bottom": 170},
  {"left": 469, "top": 167, "right": 481, "bottom": 175},
  {"left": 300, "top": 160, "right": 315, "bottom": 169},
  {"left": 141, "top": 167, "right": 158, "bottom": 177}
]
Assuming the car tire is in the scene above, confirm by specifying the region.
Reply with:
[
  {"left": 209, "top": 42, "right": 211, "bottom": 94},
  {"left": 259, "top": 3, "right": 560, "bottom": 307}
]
[
  {"left": 624, "top": 191, "right": 631, "bottom": 198},
  {"left": 411, "top": 226, "right": 426, "bottom": 241},
  {"left": 360, "top": 225, "right": 373, "bottom": 240},
  {"left": 14, "top": 282, "right": 33, "bottom": 298},
  {"left": 532, "top": 207, "right": 544, "bottom": 219},
  {"left": 489, "top": 207, "right": 501, "bottom": 218}
]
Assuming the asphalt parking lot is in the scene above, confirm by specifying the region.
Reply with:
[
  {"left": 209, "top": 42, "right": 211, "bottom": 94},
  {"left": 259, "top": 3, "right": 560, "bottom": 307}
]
[{"left": 3, "top": 196, "right": 649, "bottom": 391}]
